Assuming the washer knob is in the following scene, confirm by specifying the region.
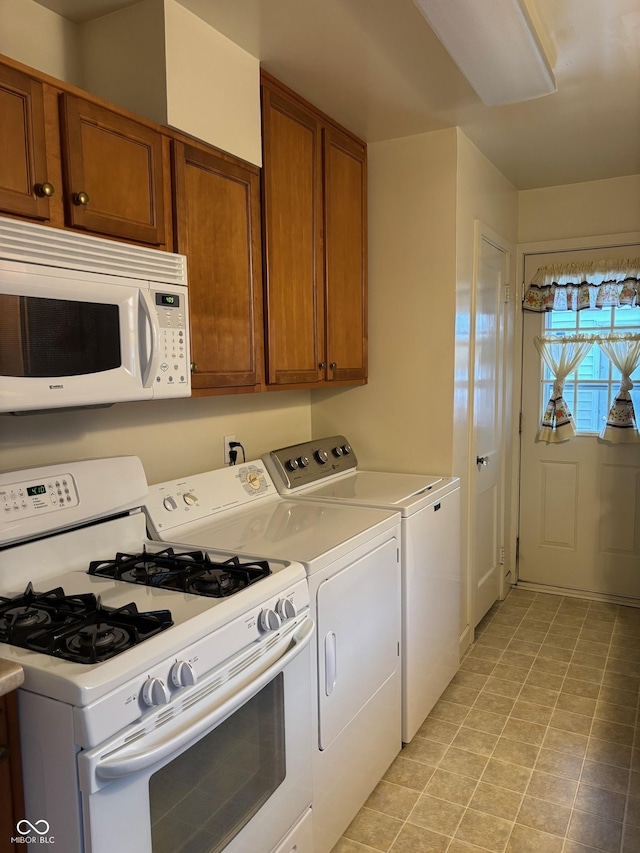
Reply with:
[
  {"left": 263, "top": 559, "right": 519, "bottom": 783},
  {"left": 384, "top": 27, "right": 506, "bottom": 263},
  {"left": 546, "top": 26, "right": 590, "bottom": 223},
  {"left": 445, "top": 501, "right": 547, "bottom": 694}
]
[
  {"left": 286, "top": 458, "right": 299, "bottom": 471},
  {"left": 315, "top": 449, "right": 329, "bottom": 464},
  {"left": 276, "top": 598, "right": 297, "bottom": 620},
  {"left": 141, "top": 677, "right": 170, "bottom": 707},
  {"left": 298, "top": 455, "right": 310, "bottom": 468},
  {"left": 183, "top": 491, "right": 198, "bottom": 506},
  {"left": 259, "top": 608, "right": 282, "bottom": 632},
  {"left": 332, "top": 446, "right": 344, "bottom": 457},
  {"left": 170, "top": 660, "right": 197, "bottom": 688},
  {"left": 342, "top": 444, "right": 352, "bottom": 455},
  {"left": 163, "top": 495, "right": 178, "bottom": 511}
]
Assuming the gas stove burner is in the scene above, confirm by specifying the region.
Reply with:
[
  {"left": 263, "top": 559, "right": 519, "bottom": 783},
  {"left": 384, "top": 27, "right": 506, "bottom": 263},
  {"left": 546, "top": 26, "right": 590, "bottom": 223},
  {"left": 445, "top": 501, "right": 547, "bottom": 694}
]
[
  {"left": 0, "top": 584, "right": 173, "bottom": 663},
  {"left": 88, "top": 548, "right": 272, "bottom": 597}
]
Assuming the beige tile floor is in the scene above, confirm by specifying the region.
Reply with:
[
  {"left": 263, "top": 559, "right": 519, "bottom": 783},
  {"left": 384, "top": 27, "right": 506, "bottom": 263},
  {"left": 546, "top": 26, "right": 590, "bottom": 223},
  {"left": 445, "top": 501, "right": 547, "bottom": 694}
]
[{"left": 331, "top": 588, "right": 640, "bottom": 853}]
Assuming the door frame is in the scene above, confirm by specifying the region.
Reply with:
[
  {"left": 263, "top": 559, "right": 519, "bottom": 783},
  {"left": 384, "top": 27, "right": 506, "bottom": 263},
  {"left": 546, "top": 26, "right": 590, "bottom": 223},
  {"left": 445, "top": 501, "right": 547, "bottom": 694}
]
[{"left": 511, "top": 230, "right": 640, "bottom": 593}]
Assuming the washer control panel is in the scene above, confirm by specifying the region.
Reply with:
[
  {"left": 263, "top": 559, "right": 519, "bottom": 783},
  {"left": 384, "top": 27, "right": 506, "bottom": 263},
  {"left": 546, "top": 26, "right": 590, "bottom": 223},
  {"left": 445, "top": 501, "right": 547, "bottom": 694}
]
[{"left": 264, "top": 435, "right": 358, "bottom": 491}]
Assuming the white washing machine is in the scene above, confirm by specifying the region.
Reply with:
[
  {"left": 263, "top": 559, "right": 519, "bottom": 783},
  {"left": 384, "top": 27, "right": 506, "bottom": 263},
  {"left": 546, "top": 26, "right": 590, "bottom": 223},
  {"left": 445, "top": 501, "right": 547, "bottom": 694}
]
[
  {"left": 145, "top": 461, "right": 402, "bottom": 853},
  {"left": 263, "top": 436, "right": 461, "bottom": 743}
]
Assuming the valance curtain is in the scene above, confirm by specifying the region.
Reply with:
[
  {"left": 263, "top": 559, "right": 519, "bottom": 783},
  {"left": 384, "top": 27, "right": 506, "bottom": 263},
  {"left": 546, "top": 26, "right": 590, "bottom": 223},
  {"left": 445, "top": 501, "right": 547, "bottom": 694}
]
[
  {"left": 523, "top": 259, "right": 640, "bottom": 312},
  {"left": 597, "top": 333, "right": 640, "bottom": 443},
  {"left": 534, "top": 335, "right": 594, "bottom": 442}
]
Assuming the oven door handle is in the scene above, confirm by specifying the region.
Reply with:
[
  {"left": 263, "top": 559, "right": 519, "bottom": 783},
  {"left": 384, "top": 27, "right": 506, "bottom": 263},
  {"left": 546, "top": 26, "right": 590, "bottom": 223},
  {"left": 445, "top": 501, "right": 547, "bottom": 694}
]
[{"left": 92, "top": 618, "right": 314, "bottom": 782}]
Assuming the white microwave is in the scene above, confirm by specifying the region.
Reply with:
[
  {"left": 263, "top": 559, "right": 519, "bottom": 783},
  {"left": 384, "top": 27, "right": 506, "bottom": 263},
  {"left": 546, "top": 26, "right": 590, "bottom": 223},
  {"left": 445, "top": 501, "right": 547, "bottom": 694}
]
[{"left": 0, "top": 216, "right": 190, "bottom": 414}]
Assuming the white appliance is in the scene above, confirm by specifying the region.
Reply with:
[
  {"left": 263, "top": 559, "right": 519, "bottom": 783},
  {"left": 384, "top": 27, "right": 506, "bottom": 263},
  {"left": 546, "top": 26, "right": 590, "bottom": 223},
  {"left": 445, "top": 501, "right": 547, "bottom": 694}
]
[
  {"left": 263, "top": 436, "right": 461, "bottom": 743},
  {"left": 145, "top": 462, "right": 402, "bottom": 853},
  {"left": 0, "top": 215, "right": 190, "bottom": 413},
  {"left": 0, "top": 457, "right": 313, "bottom": 853}
]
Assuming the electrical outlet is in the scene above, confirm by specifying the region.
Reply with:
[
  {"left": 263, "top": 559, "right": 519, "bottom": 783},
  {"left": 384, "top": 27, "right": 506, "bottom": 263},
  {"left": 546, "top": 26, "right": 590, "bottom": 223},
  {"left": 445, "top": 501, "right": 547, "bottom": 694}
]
[{"left": 223, "top": 435, "right": 236, "bottom": 465}]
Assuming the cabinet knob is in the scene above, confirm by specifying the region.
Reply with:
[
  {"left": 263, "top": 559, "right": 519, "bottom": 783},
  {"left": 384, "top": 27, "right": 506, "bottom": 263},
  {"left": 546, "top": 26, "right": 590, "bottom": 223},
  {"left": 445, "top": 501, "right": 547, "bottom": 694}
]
[
  {"left": 35, "top": 181, "right": 55, "bottom": 198},
  {"left": 190, "top": 362, "right": 198, "bottom": 372},
  {"left": 329, "top": 362, "right": 337, "bottom": 369},
  {"left": 318, "top": 362, "right": 326, "bottom": 369},
  {"left": 73, "top": 191, "right": 90, "bottom": 206},
  {"left": 0, "top": 746, "right": 9, "bottom": 763}
]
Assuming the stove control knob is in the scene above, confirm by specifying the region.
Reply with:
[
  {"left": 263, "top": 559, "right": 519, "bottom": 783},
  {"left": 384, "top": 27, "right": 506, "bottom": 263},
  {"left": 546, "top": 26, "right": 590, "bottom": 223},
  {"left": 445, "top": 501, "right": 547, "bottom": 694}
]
[
  {"left": 286, "top": 458, "right": 299, "bottom": 471},
  {"left": 315, "top": 449, "right": 329, "bottom": 464},
  {"left": 298, "top": 456, "right": 310, "bottom": 468},
  {"left": 170, "top": 660, "right": 197, "bottom": 688},
  {"left": 142, "top": 677, "right": 170, "bottom": 707},
  {"left": 183, "top": 491, "right": 198, "bottom": 506},
  {"left": 258, "top": 608, "right": 282, "bottom": 632},
  {"left": 276, "top": 598, "right": 297, "bottom": 621},
  {"left": 163, "top": 496, "right": 178, "bottom": 511}
]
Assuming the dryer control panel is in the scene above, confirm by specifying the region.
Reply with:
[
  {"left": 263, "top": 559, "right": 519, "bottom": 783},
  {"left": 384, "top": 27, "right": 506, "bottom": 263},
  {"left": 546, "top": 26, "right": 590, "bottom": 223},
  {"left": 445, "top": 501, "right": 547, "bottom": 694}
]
[{"left": 263, "top": 435, "right": 358, "bottom": 492}]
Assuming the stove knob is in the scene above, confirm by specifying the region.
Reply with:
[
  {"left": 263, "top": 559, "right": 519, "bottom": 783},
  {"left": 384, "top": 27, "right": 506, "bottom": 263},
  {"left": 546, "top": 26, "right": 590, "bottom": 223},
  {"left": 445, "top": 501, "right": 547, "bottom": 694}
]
[
  {"left": 163, "top": 496, "right": 178, "bottom": 511},
  {"left": 332, "top": 446, "right": 344, "bottom": 457},
  {"left": 258, "top": 608, "right": 282, "bottom": 632},
  {"left": 183, "top": 491, "right": 198, "bottom": 506},
  {"left": 298, "top": 456, "right": 310, "bottom": 468},
  {"left": 315, "top": 449, "right": 329, "bottom": 465},
  {"left": 170, "top": 660, "right": 197, "bottom": 688},
  {"left": 286, "top": 458, "right": 299, "bottom": 471},
  {"left": 141, "top": 677, "right": 170, "bottom": 707},
  {"left": 276, "top": 598, "right": 297, "bottom": 621}
]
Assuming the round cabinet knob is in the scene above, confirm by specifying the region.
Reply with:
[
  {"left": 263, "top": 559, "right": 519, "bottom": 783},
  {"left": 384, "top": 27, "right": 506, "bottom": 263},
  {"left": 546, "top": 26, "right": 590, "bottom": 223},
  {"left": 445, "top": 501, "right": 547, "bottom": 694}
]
[
  {"left": 183, "top": 491, "right": 198, "bottom": 506},
  {"left": 170, "top": 660, "right": 197, "bottom": 688},
  {"left": 191, "top": 363, "right": 198, "bottom": 372},
  {"left": 342, "top": 444, "right": 352, "bottom": 455},
  {"left": 315, "top": 449, "right": 329, "bottom": 464},
  {"left": 163, "top": 495, "right": 178, "bottom": 511},
  {"left": 141, "top": 677, "right": 170, "bottom": 707},
  {"left": 276, "top": 598, "right": 297, "bottom": 621},
  {"left": 329, "top": 362, "right": 337, "bottom": 369},
  {"left": 286, "top": 458, "right": 299, "bottom": 471},
  {"left": 332, "top": 446, "right": 344, "bottom": 457},
  {"left": 72, "top": 191, "right": 90, "bottom": 206},
  {"left": 258, "top": 608, "right": 282, "bottom": 632},
  {"left": 298, "top": 456, "right": 310, "bottom": 468},
  {"left": 318, "top": 362, "right": 326, "bottom": 370},
  {"left": 34, "top": 181, "right": 55, "bottom": 198}
]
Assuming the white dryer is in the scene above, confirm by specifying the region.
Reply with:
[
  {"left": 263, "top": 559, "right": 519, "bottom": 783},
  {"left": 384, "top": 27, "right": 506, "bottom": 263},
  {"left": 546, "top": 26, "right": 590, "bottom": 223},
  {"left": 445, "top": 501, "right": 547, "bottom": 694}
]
[
  {"left": 263, "top": 436, "right": 461, "bottom": 743},
  {"left": 145, "top": 461, "right": 402, "bottom": 853}
]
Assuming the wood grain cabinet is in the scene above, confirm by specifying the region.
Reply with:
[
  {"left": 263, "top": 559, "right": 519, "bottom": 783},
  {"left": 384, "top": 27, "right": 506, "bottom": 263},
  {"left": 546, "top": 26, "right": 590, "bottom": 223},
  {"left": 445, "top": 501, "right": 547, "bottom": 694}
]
[
  {"left": 172, "top": 140, "right": 263, "bottom": 393},
  {"left": 261, "top": 73, "right": 368, "bottom": 388},
  {"left": 0, "top": 57, "right": 170, "bottom": 247},
  {"left": 0, "top": 693, "right": 24, "bottom": 852}
]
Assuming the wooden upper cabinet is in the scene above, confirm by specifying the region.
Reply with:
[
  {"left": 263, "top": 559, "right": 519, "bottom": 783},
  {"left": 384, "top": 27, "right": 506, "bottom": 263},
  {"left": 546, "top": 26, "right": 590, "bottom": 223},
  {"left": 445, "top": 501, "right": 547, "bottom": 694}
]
[
  {"left": 173, "top": 141, "right": 263, "bottom": 392},
  {"left": 0, "top": 65, "right": 52, "bottom": 221},
  {"left": 261, "top": 73, "right": 367, "bottom": 388},
  {"left": 261, "top": 84, "right": 324, "bottom": 386},
  {"left": 59, "top": 94, "right": 168, "bottom": 246},
  {"left": 324, "top": 127, "right": 368, "bottom": 383}
]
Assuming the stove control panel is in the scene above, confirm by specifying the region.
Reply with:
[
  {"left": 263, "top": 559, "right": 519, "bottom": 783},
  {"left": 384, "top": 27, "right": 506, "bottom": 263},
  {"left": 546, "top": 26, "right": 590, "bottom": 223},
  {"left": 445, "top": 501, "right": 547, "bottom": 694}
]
[
  {"left": 0, "top": 473, "right": 79, "bottom": 517},
  {"left": 263, "top": 435, "right": 357, "bottom": 492}
]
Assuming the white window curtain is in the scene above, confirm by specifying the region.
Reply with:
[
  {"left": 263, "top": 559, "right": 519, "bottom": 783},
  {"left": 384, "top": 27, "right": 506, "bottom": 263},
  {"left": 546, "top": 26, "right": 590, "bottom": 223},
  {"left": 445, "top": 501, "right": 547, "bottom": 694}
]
[
  {"left": 523, "top": 258, "right": 640, "bottom": 312},
  {"left": 597, "top": 332, "right": 640, "bottom": 443},
  {"left": 534, "top": 335, "right": 594, "bottom": 443}
]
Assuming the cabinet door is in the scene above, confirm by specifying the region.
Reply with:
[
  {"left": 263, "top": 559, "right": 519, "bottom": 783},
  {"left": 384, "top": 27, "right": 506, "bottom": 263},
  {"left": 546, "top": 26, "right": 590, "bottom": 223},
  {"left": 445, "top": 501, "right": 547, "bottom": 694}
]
[
  {"left": 173, "top": 142, "right": 263, "bottom": 391},
  {"left": 261, "top": 85, "right": 324, "bottom": 385},
  {"left": 59, "top": 94, "right": 167, "bottom": 245},
  {"left": 0, "top": 693, "right": 24, "bottom": 851},
  {"left": 0, "top": 65, "right": 51, "bottom": 221},
  {"left": 324, "top": 127, "right": 368, "bottom": 382}
]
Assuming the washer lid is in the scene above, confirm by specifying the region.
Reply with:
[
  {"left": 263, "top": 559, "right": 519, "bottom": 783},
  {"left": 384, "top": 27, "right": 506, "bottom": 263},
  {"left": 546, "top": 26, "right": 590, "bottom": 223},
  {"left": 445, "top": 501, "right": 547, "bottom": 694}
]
[{"left": 293, "top": 471, "right": 459, "bottom": 515}]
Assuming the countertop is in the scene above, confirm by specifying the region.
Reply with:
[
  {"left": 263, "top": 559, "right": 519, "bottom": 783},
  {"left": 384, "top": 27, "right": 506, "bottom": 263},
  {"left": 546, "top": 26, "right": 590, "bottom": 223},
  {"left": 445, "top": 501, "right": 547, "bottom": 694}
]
[{"left": 0, "top": 659, "right": 24, "bottom": 696}]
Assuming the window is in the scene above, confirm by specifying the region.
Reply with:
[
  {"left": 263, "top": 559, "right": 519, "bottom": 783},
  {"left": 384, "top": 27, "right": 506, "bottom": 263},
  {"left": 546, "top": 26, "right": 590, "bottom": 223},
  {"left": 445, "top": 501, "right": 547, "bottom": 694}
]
[{"left": 543, "top": 306, "right": 640, "bottom": 433}]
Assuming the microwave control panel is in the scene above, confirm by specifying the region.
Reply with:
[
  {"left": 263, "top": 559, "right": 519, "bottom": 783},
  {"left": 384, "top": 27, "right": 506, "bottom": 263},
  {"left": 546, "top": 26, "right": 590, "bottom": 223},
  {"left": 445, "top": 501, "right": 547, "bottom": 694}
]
[{"left": 153, "top": 290, "right": 189, "bottom": 396}]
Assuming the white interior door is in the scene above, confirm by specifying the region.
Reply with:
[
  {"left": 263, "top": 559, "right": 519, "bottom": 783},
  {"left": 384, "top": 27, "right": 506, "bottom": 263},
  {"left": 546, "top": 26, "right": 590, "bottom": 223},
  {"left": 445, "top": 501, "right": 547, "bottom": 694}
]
[
  {"left": 519, "top": 244, "right": 640, "bottom": 600},
  {"left": 472, "top": 227, "right": 509, "bottom": 627}
]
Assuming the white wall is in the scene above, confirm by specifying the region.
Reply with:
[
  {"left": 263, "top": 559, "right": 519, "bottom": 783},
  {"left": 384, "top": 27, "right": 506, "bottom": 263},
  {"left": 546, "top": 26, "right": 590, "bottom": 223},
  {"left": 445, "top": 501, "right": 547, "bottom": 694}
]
[
  {"left": 311, "top": 128, "right": 458, "bottom": 474},
  {"left": 0, "top": 392, "right": 312, "bottom": 484}
]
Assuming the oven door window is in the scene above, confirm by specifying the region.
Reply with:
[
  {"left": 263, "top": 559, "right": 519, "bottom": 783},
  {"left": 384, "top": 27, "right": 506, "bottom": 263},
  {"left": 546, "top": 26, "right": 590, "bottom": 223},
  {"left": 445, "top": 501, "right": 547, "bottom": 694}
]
[
  {"left": 149, "top": 674, "right": 286, "bottom": 853},
  {"left": 0, "top": 294, "right": 121, "bottom": 377}
]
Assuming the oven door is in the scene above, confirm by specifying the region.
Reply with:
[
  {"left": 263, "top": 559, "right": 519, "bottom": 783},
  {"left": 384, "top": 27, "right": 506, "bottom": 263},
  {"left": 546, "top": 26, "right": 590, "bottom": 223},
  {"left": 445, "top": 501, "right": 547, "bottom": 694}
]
[{"left": 77, "top": 616, "right": 313, "bottom": 853}]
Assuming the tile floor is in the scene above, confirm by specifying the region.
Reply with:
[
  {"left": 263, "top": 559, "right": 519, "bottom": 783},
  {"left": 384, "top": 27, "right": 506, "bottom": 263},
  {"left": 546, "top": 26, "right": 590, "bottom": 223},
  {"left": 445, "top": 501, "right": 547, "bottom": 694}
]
[{"left": 331, "top": 587, "right": 640, "bottom": 853}]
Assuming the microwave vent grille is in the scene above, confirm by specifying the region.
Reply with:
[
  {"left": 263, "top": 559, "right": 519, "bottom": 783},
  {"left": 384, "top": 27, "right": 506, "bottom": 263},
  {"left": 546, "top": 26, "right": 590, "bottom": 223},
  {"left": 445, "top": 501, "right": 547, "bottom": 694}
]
[{"left": 0, "top": 215, "right": 186, "bottom": 286}]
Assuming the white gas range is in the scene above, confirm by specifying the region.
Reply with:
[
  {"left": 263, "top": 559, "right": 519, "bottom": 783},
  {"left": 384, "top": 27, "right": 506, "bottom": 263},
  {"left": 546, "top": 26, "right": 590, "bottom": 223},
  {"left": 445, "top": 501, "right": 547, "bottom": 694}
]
[{"left": 0, "top": 457, "right": 313, "bottom": 853}]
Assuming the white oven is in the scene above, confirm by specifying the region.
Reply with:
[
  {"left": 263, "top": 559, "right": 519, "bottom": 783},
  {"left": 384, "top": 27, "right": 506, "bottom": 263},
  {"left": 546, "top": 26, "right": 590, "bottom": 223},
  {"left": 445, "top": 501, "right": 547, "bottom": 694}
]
[{"left": 0, "top": 457, "right": 313, "bottom": 853}]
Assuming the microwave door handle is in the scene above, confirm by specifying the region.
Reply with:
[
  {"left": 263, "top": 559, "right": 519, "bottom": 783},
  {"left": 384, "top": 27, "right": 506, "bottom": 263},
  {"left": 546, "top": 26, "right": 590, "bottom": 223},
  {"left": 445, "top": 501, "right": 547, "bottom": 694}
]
[
  {"left": 92, "top": 618, "right": 314, "bottom": 783},
  {"left": 139, "top": 289, "right": 160, "bottom": 388}
]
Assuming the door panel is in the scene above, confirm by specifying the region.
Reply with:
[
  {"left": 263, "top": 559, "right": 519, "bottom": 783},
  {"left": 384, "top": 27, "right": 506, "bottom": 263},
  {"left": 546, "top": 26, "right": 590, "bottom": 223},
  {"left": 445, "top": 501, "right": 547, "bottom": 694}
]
[{"left": 519, "top": 243, "right": 640, "bottom": 600}]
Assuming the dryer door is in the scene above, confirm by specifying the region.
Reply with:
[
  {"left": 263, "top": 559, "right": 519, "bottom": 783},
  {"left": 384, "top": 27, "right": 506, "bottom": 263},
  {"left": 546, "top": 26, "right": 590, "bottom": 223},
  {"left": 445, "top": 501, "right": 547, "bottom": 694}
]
[{"left": 316, "top": 536, "right": 400, "bottom": 750}]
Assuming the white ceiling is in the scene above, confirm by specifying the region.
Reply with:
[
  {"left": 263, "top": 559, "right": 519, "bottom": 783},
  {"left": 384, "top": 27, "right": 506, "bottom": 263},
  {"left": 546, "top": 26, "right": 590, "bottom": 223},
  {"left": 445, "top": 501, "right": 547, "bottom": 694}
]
[{"left": 34, "top": 0, "right": 640, "bottom": 190}]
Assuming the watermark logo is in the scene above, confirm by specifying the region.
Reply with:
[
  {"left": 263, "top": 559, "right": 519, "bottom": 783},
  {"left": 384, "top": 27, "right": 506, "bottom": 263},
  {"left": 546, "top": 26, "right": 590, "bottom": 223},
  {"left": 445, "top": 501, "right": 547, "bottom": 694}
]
[{"left": 12, "top": 820, "right": 55, "bottom": 844}]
